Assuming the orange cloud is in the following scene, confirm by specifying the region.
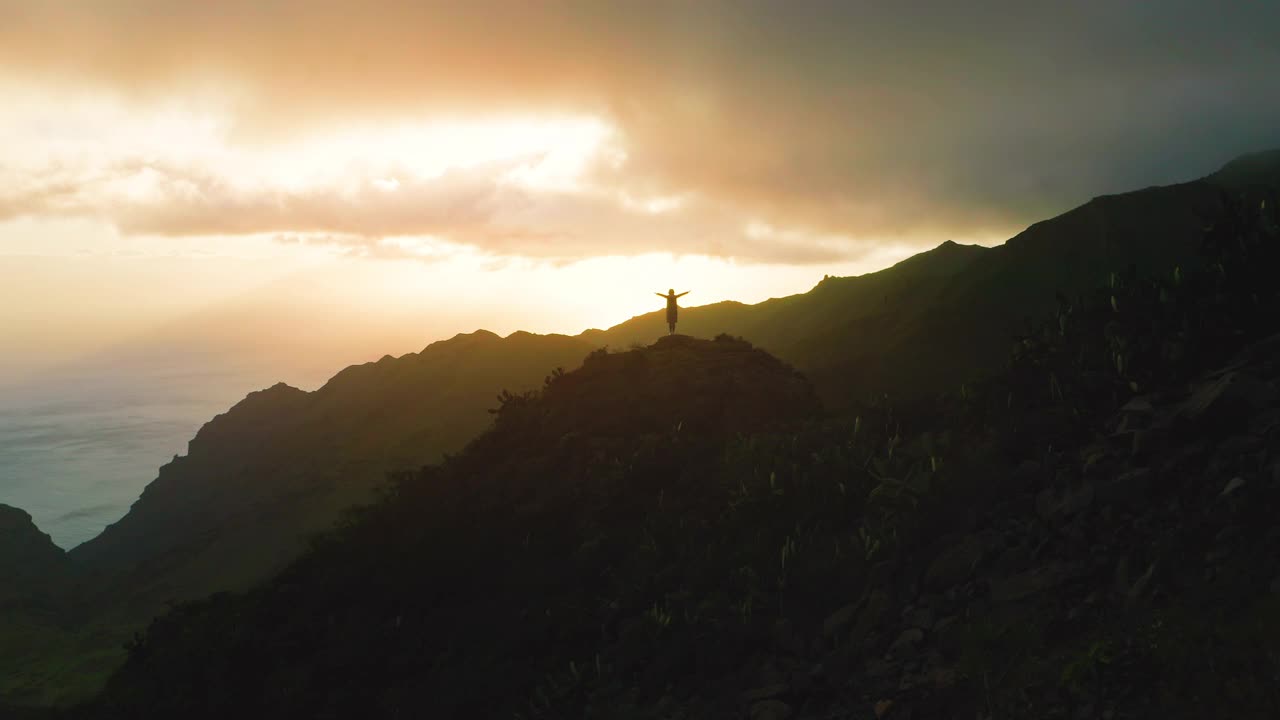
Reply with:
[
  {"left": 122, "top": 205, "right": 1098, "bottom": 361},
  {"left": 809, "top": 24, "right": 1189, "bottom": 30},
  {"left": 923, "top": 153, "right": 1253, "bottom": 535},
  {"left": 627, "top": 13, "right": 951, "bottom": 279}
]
[
  {"left": 2, "top": 1, "right": 1279, "bottom": 261},
  {"left": 0, "top": 156, "right": 867, "bottom": 263}
]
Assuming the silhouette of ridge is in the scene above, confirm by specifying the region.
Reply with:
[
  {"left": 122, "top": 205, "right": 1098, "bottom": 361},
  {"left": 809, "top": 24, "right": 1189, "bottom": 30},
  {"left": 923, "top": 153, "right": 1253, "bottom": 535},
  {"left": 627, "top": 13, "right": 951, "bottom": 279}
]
[
  {"left": 5, "top": 146, "right": 1280, "bottom": 714},
  {"left": 82, "top": 175, "right": 1280, "bottom": 718}
]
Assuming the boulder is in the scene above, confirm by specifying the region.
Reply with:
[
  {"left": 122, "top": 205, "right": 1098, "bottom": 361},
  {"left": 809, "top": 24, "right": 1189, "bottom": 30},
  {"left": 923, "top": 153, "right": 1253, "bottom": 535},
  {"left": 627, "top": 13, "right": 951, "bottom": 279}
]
[
  {"left": 887, "top": 628, "right": 925, "bottom": 659},
  {"left": 822, "top": 602, "right": 858, "bottom": 638},
  {"left": 1096, "top": 468, "right": 1152, "bottom": 511},
  {"left": 924, "top": 536, "right": 985, "bottom": 591},
  {"left": 904, "top": 605, "right": 936, "bottom": 631},
  {"left": 1220, "top": 476, "right": 1247, "bottom": 497},
  {"left": 1011, "top": 459, "right": 1045, "bottom": 485},
  {"left": 1036, "top": 481, "right": 1095, "bottom": 522},
  {"left": 1131, "top": 425, "right": 1171, "bottom": 460},
  {"left": 750, "top": 699, "right": 794, "bottom": 720},
  {"left": 1179, "top": 371, "right": 1274, "bottom": 431},
  {"left": 851, "top": 589, "right": 892, "bottom": 644},
  {"left": 1216, "top": 434, "right": 1264, "bottom": 457},
  {"left": 991, "top": 563, "right": 1087, "bottom": 604},
  {"left": 741, "top": 684, "right": 789, "bottom": 703},
  {"left": 1116, "top": 395, "right": 1155, "bottom": 432},
  {"left": 771, "top": 618, "right": 805, "bottom": 657}
]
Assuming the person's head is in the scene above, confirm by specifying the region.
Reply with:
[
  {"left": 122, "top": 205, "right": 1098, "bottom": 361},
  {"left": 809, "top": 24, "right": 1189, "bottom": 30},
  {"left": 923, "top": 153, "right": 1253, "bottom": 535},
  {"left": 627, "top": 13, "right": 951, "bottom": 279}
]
[{"left": 668, "top": 288, "right": 675, "bottom": 295}]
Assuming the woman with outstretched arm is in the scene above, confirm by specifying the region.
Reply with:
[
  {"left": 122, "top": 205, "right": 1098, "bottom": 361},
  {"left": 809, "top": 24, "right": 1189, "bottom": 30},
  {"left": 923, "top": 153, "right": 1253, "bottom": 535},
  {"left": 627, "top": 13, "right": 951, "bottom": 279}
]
[{"left": 655, "top": 289, "right": 689, "bottom": 335}]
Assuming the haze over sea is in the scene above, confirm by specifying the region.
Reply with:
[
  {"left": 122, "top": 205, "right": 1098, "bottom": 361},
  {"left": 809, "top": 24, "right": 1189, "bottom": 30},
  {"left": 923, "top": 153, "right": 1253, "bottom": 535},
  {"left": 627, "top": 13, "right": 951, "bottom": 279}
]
[{"left": 0, "top": 360, "right": 332, "bottom": 549}]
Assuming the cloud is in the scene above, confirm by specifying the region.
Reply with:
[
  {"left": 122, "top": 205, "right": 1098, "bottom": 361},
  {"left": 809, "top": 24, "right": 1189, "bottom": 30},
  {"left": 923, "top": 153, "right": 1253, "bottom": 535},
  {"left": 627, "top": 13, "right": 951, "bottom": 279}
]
[
  {"left": 0, "top": 156, "right": 864, "bottom": 263},
  {"left": 2, "top": 1, "right": 1279, "bottom": 261}
]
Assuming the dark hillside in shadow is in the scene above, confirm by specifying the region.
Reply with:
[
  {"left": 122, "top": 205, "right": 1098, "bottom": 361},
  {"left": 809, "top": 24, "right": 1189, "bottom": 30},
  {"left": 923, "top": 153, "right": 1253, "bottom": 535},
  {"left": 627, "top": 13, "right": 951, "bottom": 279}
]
[
  {"left": 4, "top": 149, "right": 1280, "bottom": 715},
  {"left": 0, "top": 330, "right": 592, "bottom": 707},
  {"left": 88, "top": 335, "right": 828, "bottom": 717},
  {"left": 78, "top": 181, "right": 1280, "bottom": 719}
]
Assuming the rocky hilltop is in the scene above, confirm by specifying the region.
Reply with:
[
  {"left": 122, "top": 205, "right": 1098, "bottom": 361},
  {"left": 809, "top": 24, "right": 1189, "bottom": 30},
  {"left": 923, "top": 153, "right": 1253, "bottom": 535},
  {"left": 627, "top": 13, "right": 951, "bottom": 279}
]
[{"left": 514, "top": 334, "right": 819, "bottom": 439}]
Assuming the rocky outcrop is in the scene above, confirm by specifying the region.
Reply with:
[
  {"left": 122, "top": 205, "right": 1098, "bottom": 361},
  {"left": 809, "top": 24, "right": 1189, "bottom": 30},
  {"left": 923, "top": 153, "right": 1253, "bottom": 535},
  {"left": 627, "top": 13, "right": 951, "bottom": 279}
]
[
  {"left": 0, "top": 505, "right": 68, "bottom": 612},
  {"left": 524, "top": 334, "right": 820, "bottom": 439}
]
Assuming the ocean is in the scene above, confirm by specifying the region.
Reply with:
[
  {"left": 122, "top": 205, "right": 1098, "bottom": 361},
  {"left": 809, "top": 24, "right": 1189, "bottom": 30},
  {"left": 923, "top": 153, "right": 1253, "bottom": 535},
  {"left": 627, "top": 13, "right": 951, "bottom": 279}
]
[{"left": 0, "top": 364, "right": 305, "bottom": 550}]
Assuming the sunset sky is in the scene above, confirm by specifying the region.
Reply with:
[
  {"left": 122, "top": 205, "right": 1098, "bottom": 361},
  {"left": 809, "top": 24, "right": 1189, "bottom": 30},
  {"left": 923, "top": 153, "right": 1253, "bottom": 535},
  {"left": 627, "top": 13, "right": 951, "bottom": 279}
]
[{"left": 2, "top": 1, "right": 1279, "bottom": 384}]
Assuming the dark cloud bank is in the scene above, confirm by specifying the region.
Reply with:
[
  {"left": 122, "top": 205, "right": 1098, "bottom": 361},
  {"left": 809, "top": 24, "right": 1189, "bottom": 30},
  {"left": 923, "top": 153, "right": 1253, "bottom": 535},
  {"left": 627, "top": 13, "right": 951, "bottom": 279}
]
[{"left": 2, "top": 0, "right": 1278, "bottom": 262}]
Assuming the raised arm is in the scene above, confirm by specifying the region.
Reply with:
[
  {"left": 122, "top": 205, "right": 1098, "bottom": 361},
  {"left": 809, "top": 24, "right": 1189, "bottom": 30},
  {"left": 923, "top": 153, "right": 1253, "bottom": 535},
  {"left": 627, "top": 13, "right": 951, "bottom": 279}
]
[
  {"left": 655, "top": 292, "right": 669, "bottom": 299},
  {"left": 676, "top": 291, "right": 689, "bottom": 298}
]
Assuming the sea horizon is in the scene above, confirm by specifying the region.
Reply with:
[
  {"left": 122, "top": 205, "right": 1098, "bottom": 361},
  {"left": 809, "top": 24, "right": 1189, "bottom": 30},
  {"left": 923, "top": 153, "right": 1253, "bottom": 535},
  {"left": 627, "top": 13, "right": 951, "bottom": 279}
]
[{"left": 0, "top": 360, "right": 331, "bottom": 549}]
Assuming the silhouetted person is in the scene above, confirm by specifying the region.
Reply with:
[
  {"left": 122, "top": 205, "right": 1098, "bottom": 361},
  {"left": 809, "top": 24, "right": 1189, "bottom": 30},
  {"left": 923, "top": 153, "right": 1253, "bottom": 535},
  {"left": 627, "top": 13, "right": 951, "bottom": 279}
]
[{"left": 656, "top": 289, "right": 689, "bottom": 335}]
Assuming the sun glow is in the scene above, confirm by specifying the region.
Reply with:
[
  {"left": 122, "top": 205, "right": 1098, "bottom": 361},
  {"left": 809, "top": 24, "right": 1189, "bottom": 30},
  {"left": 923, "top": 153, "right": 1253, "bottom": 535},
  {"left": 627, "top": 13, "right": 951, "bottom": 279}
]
[
  {"left": 0, "top": 85, "right": 892, "bottom": 382},
  {"left": 0, "top": 82, "right": 616, "bottom": 196},
  {"left": 259, "top": 115, "right": 615, "bottom": 191}
]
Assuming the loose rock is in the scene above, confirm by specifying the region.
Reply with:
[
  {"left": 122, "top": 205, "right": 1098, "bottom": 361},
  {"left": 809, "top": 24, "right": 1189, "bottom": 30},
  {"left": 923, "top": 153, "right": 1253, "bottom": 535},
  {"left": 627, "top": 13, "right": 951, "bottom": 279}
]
[
  {"left": 924, "top": 536, "right": 985, "bottom": 590},
  {"left": 887, "top": 627, "right": 925, "bottom": 659},
  {"left": 822, "top": 602, "right": 858, "bottom": 638},
  {"left": 750, "top": 699, "right": 793, "bottom": 720}
]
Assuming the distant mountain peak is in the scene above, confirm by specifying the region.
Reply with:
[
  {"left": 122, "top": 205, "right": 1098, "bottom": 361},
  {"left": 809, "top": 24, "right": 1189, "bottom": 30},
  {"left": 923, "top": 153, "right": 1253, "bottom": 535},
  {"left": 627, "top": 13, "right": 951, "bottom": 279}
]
[
  {"left": 0, "top": 503, "right": 39, "bottom": 532},
  {"left": 417, "top": 329, "right": 501, "bottom": 354},
  {"left": 887, "top": 238, "right": 988, "bottom": 275},
  {"left": 0, "top": 503, "right": 65, "bottom": 588},
  {"left": 1210, "top": 147, "right": 1280, "bottom": 189}
]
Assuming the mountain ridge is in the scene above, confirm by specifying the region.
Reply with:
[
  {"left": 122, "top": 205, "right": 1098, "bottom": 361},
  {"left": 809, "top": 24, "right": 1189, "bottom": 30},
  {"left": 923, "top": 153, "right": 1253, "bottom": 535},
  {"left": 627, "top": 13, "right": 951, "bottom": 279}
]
[
  {"left": 3, "top": 147, "right": 1279, "bottom": 708},
  {"left": 82, "top": 181, "right": 1280, "bottom": 717}
]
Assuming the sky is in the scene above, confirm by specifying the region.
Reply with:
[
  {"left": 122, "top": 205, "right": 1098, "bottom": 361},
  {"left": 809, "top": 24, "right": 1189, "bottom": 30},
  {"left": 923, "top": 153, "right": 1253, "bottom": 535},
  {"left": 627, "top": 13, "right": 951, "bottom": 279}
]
[{"left": 2, "top": 1, "right": 1279, "bottom": 385}]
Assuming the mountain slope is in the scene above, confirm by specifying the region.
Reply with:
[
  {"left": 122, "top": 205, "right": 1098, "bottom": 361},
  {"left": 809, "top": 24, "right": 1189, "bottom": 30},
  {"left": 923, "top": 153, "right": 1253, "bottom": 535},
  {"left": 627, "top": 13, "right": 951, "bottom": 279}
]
[
  {"left": 56, "top": 148, "right": 1280, "bottom": 612},
  {"left": 87, "top": 179, "right": 1280, "bottom": 717},
  {"left": 0, "top": 506, "right": 76, "bottom": 707},
  {"left": 69, "top": 329, "right": 593, "bottom": 602},
  {"left": 0, "top": 330, "right": 593, "bottom": 708},
  {"left": 584, "top": 239, "right": 990, "bottom": 375},
  {"left": 92, "top": 336, "right": 831, "bottom": 718},
  {"left": 86, "top": 180, "right": 1280, "bottom": 719},
  {"left": 592, "top": 151, "right": 1280, "bottom": 408},
  {"left": 4, "top": 148, "right": 1279, "bottom": 710},
  {"left": 0, "top": 505, "right": 67, "bottom": 608}
]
